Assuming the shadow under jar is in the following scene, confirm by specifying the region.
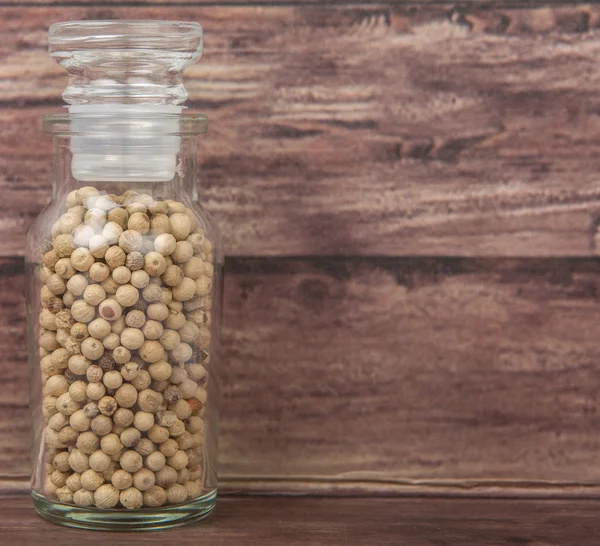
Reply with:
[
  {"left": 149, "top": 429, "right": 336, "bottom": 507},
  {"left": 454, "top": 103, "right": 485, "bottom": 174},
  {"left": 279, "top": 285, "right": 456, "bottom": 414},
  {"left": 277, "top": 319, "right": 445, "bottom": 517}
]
[{"left": 25, "top": 20, "right": 222, "bottom": 531}]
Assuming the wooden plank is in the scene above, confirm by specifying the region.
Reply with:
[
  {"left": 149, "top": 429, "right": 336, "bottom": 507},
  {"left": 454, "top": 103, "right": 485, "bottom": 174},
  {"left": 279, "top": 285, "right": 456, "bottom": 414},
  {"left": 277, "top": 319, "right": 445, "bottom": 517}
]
[
  {"left": 3, "top": 496, "right": 600, "bottom": 545},
  {"left": 3, "top": 6, "right": 600, "bottom": 256},
  {"left": 6, "top": 255, "right": 600, "bottom": 493}
]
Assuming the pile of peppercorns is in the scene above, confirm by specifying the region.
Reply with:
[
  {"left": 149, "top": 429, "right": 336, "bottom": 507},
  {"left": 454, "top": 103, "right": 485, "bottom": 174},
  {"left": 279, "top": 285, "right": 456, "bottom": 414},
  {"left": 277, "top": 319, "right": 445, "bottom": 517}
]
[{"left": 38, "top": 186, "right": 213, "bottom": 509}]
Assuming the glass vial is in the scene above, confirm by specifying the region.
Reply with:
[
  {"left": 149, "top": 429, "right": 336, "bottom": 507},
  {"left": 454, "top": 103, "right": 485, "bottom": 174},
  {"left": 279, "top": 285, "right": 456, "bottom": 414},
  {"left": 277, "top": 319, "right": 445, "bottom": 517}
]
[{"left": 25, "top": 20, "right": 222, "bottom": 530}]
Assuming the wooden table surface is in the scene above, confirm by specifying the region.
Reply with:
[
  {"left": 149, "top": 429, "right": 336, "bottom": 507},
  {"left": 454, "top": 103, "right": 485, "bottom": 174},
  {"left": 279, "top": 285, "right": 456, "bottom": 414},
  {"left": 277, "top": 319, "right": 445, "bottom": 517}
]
[{"left": 1, "top": 495, "right": 599, "bottom": 545}]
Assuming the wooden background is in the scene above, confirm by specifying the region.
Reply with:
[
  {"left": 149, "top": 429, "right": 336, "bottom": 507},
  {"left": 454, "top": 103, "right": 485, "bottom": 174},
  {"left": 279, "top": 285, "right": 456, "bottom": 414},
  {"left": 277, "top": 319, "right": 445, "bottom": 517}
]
[{"left": 2, "top": 1, "right": 600, "bottom": 497}]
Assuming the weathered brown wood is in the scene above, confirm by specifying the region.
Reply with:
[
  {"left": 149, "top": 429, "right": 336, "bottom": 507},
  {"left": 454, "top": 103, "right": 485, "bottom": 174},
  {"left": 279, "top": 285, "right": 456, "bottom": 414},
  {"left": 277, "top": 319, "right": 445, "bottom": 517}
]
[
  {"left": 3, "top": 6, "right": 600, "bottom": 256},
  {"left": 2, "top": 496, "right": 600, "bottom": 545},
  {"left": 5, "top": 256, "right": 600, "bottom": 493}
]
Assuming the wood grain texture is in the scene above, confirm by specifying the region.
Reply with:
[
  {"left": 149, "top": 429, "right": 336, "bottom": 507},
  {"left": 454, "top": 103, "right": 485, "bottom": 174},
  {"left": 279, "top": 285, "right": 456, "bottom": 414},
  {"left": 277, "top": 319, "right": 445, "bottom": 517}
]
[
  {"left": 5, "top": 256, "right": 600, "bottom": 494},
  {"left": 3, "top": 496, "right": 600, "bottom": 545},
  {"left": 3, "top": 5, "right": 600, "bottom": 256}
]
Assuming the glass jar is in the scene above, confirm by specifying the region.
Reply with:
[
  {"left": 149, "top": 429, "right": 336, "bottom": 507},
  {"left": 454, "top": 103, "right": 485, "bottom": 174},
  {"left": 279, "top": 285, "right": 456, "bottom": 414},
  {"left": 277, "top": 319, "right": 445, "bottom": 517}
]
[{"left": 25, "top": 21, "right": 222, "bottom": 530}]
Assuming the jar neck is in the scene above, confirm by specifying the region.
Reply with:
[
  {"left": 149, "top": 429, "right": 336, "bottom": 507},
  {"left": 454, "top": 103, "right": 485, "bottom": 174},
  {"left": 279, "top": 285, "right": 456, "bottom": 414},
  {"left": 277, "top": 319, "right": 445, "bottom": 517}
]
[{"left": 52, "top": 135, "right": 199, "bottom": 203}]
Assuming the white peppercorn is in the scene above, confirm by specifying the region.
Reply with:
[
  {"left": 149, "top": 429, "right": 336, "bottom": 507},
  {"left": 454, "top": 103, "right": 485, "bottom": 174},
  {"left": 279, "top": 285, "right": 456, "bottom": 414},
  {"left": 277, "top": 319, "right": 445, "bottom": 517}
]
[
  {"left": 142, "top": 320, "right": 163, "bottom": 340},
  {"left": 131, "top": 369, "right": 152, "bottom": 391},
  {"left": 167, "top": 450, "right": 188, "bottom": 471},
  {"left": 98, "top": 395, "right": 117, "bottom": 416},
  {"left": 172, "top": 343, "right": 193, "bottom": 364},
  {"left": 176, "top": 432, "right": 194, "bottom": 450},
  {"left": 152, "top": 379, "right": 170, "bottom": 393},
  {"left": 53, "top": 233, "right": 75, "bottom": 258},
  {"left": 46, "top": 274, "right": 67, "bottom": 296},
  {"left": 120, "top": 450, "right": 143, "bottom": 473},
  {"left": 105, "top": 246, "right": 126, "bottom": 268},
  {"left": 48, "top": 412, "right": 68, "bottom": 432},
  {"left": 101, "top": 433, "right": 123, "bottom": 456},
  {"left": 178, "top": 322, "right": 200, "bottom": 344},
  {"left": 39, "top": 330, "right": 59, "bottom": 352},
  {"left": 120, "top": 428, "right": 141, "bottom": 449},
  {"left": 171, "top": 241, "right": 193, "bottom": 264},
  {"left": 133, "top": 411, "right": 154, "bottom": 432},
  {"left": 68, "top": 355, "right": 90, "bottom": 376},
  {"left": 86, "top": 364, "right": 103, "bottom": 383},
  {"left": 125, "top": 309, "right": 145, "bottom": 329},
  {"left": 77, "top": 431, "right": 100, "bottom": 454},
  {"left": 44, "top": 375, "right": 69, "bottom": 397},
  {"left": 135, "top": 388, "right": 163, "bottom": 414},
  {"left": 54, "top": 258, "right": 76, "bottom": 279},
  {"left": 82, "top": 285, "right": 105, "bottom": 307},
  {"left": 115, "top": 284, "right": 139, "bottom": 307},
  {"left": 69, "top": 323, "right": 88, "bottom": 343},
  {"left": 156, "top": 411, "right": 178, "bottom": 429},
  {"left": 56, "top": 486, "right": 74, "bottom": 504},
  {"left": 163, "top": 385, "right": 182, "bottom": 405},
  {"left": 56, "top": 392, "right": 81, "bottom": 416},
  {"left": 145, "top": 304, "right": 168, "bottom": 324},
  {"left": 69, "top": 449, "right": 90, "bottom": 473},
  {"left": 172, "top": 278, "right": 196, "bottom": 302},
  {"left": 130, "top": 269, "right": 149, "bottom": 289},
  {"left": 89, "top": 262, "right": 110, "bottom": 283},
  {"left": 164, "top": 483, "right": 187, "bottom": 505},
  {"left": 168, "top": 299, "right": 183, "bottom": 312},
  {"left": 124, "top": 251, "right": 143, "bottom": 272},
  {"left": 148, "top": 424, "right": 170, "bottom": 445},
  {"left": 53, "top": 451, "right": 71, "bottom": 473},
  {"left": 176, "top": 467, "right": 191, "bottom": 485},
  {"left": 135, "top": 438, "right": 155, "bottom": 457},
  {"left": 113, "top": 408, "right": 134, "bottom": 428},
  {"left": 96, "top": 299, "right": 121, "bottom": 322},
  {"left": 133, "top": 468, "right": 156, "bottom": 491},
  {"left": 159, "top": 329, "right": 181, "bottom": 352},
  {"left": 112, "top": 347, "right": 131, "bottom": 367},
  {"left": 118, "top": 230, "right": 143, "bottom": 254},
  {"left": 107, "top": 207, "right": 128, "bottom": 229},
  {"left": 168, "top": 419, "right": 186, "bottom": 438},
  {"left": 143, "top": 485, "right": 166, "bottom": 507},
  {"left": 70, "top": 409, "right": 91, "bottom": 432},
  {"left": 94, "top": 484, "right": 119, "bottom": 508},
  {"left": 102, "top": 370, "right": 123, "bottom": 390},
  {"left": 91, "top": 415, "right": 113, "bottom": 436},
  {"left": 119, "top": 486, "right": 143, "bottom": 509},
  {"left": 169, "top": 213, "right": 191, "bottom": 241},
  {"left": 71, "top": 300, "right": 95, "bottom": 324},
  {"left": 168, "top": 366, "right": 188, "bottom": 385},
  {"left": 103, "top": 332, "right": 120, "bottom": 350},
  {"left": 70, "top": 247, "right": 94, "bottom": 272},
  {"left": 186, "top": 416, "right": 204, "bottom": 434},
  {"left": 110, "top": 469, "right": 133, "bottom": 491},
  {"left": 110, "top": 266, "right": 130, "bottom": 285},
  {"left": 139, "top": 340, "right": 165, "bottom": 363},
  {"left": 186, "top": 480, "right": 202, "bottom": 500},
  {"left": 141, "top": 283, "right": 162, "bottom": 303},
  {"left": 73, "top": 488, "right": 94, "bottom": 506},
  {"left": 114, "top": 383, "right": 138, "bottom": 408},
  {"left": 81, "top": 469, "right": 104, "bottom": 491},
  {"left": 143, "top": 251, "right": 167, "bottom": 277},
  {"left": 87, "top": 382, "right": 106, "bottom": 401},
  {"left": 160, "top": 264, "right": 183, "bottom": 287},
  {"left": 65, "top": 472, "right": 82, "bottom": 492},
  {"left": 147, "top": 362, "right": 171, "bottom": 383},
  {"left": 186, "top": 364, "right": 207, "bottom": 382},
  {"left": 57, "top": 425, "right": 78, "bottom": 446},
  {"left": 180, "top": 379, "right": 198, "bottom": 400},
  {"left": 89, "top": 450, "right": 112, "bottom": 472}
]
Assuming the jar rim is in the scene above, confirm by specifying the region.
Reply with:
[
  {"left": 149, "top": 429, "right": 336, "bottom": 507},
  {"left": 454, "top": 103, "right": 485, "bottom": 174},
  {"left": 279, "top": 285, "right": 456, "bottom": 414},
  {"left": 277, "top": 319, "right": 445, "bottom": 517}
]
[
  {"left": 42, "top": 112, "right": 208, "bottom": 136},
  {"left": 49, "top": 20, "right": 203, "bottom": 53}
]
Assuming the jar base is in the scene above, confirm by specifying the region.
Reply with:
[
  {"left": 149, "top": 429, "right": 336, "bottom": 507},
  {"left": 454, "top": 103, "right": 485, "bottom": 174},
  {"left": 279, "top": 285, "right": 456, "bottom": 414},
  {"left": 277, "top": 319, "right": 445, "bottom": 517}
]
[{"left": 32, "top": 489, "right": 217, "bottom": 531}]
